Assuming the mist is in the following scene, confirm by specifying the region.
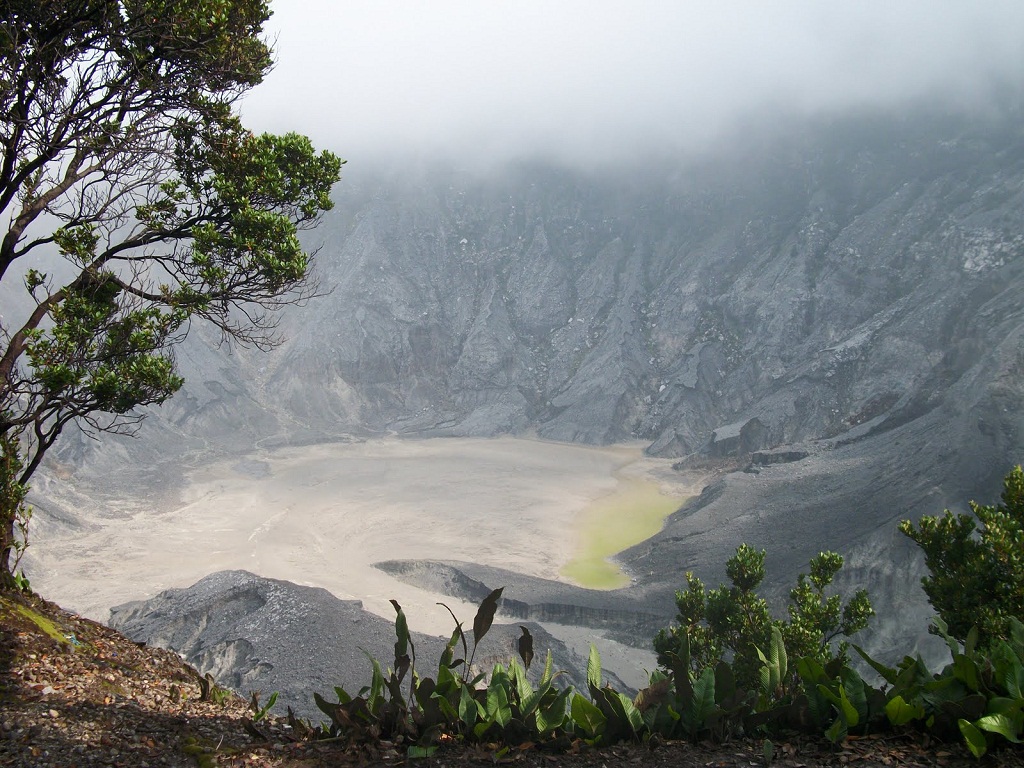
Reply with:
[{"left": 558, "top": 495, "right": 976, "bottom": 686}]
[{"left": 240, "top": 1, "right": 1024, "bottom": 170}]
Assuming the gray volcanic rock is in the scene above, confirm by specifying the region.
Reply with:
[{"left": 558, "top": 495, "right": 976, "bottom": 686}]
[
  {"left": 109, "top": 571, "right": 417, "bottom": 718},
  {"left": 51, "top": 106, "right": 1024, "bottom": 686},
  {"left": 254, "top": 110, "right": 1024, "bottom": 467},
  {"left": 108, "top": 570, "right": 629, "bottom": 718},
  {"left": 59, "top": 108, "right": 1024, "bottom": 491},
  {"left": 377, "top": 559, "right": 668, "bottom": 641}
]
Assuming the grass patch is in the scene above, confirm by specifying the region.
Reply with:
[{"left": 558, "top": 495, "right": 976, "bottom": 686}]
[
  {"left": 561, "top": 479, "right": 685, "bottom": 590},
  {"left": 0, "top": 594, "right": 86, "bottom": 652},
  {"left": 10, "top": 602, "right": 71, "bottom": 646}
]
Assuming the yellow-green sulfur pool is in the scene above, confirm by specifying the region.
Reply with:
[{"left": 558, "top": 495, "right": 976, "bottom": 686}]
[{"left": 561, "top": 478, "right": 686, "bottom": 590}]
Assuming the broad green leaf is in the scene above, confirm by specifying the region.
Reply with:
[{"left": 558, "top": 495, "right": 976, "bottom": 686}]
[
  {"left": 536, "top": 687, "right": 571, "bottom": 733},
  {"left": 1010, "top": 617, "right": 1024, "bottom": 660},
  {"left": 853, "top": 645, "right": 900, "bottom": 685},
  {"left": 361, "top": 650, "right": 386, "bottom": 711},
  {"left": 816, "top": 682, "right": 842, "bottom": 709},
  {"left": 616, "top": 690, "right": 645, "bottom": 733},
  {"left": 770, "top": 625, "right": 787, "bottom": 683},
  {"left": 587, "top": 644, "right": 602, "bottom": 692},
  {"left": 1005, "top": 655, "right": 1024, "bottom": 699},
  {"left": 838, "top": 683, "right": 860, "bottom": 728},
  {"left": 458, "top": 684, "right": 481, "bottom": 729},
  {"left": 797, "top": 656, "right": 826, "bottom": 684},
  {"left": 841, "top": 668, "right": 868, "bottom": 721},
  {"left": 959, "top": 718, "right": 988, "bottom": 758},
  {"left": 975, "top": 713, "right": 1023, "bottom": 743},
  {"left": 473, "top": 718, "right": 494, "bottom": 740},
  {"left": 691, "top": 666, "right": 717, "bottom": 725},
  {"left": 570, "top": 692, "right": 606, "bottom": 738},
  {"left": 436, "top": 661, "right": 459, "bottom": 695},
  {"left": 434, "top": 693, "right": 459, "bottom": 723},
  {"left": 407, "top": 745, "right": 437, "bottom": 758},
  {"left": 953, "top": 655, "right": 982, "bottom": 692},
  {"left": 825, "top": 715, "right": 847, "bottom": 744},
  {"left": 510, "top": 657, "right": 534, "bottom": 708},
  {"left": 885, "top": 695, "right": 925, "bottom": 726},
  {"left": 758, "top": 654, "right": 772, "bottom": 698},
  {"left": 540, "top": 649, "right": 554, "bottom": 688},
  {"left": 965, "top": 626, "right": 980, "bottom": 658},
  {"left": 809, "top": 690, "right": 832, "bottom": 728},
  {"left": 333, "top": 686, "right": 353, "bottom": 705},
  {"left": 818, "top": 682, "right": 858, "bottom": 728},
  {"left": 486, "top": 683, "right": 512, "bottom": 727},
  {"left": 987, "top": 696, "right": 1024, "bottom": 719},
  {"left": 520, "top": 684, "right": 547, "bottom": 718}
]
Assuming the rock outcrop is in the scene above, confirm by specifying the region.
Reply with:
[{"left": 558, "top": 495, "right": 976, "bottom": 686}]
[{"left": 109, "top": 570, "right": 630, "bottom": 717}]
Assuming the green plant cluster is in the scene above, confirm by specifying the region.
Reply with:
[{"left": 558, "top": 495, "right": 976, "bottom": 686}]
[
  {"left": 900, "top": 465, "right": 1024, "bottom": 648},
  {"left": 653, "top": 545, "right": 873, "bottom": 693},
  {"left": 293, "top": 583, "right": 1023, "bottom": 760},
  {"left": 306, "top": 590, "right": 579, "bottom": 757},
  {"left": 284, "top": 467, "right": 1024, "bottom": 760}
]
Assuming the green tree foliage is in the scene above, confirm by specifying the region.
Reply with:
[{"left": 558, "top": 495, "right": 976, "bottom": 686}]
[
  {"left": 0, "top": 0, "right": 342, "bottom": 581},
  {"left": 900, "top": 465, "right": 1024, "bottom": 647},
  {"left": 653, "top": 544, "right": 873, "bottom": 691}
]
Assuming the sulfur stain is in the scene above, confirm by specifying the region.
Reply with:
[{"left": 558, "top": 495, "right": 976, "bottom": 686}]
[{"left": 561, "top": 479, "right": 687, "bottom": 590}]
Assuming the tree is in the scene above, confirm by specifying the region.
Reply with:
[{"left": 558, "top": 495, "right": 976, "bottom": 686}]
[
  {"left": 0, "top": 0, "right": 342, "bottom": 584},
  {"left": 900, "top": 465, "right": 1024, "bottom": 647},
  {"left": 653, "top": 544, "right": 873, "bottom": 692}
]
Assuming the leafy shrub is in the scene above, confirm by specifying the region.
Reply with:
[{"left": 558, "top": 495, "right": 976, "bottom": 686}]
[
  {"left": 653, "top": 544, "right": 873, "bottom": 693},
  {"left": 857, "top": 616, "right": 1024, "bottom": 758},
  {"left": 900, "top": 465, "right": 1024, "bottom": 647},
  {"left": 292, "top": 534, "right": 1024, "bottom": 760}
]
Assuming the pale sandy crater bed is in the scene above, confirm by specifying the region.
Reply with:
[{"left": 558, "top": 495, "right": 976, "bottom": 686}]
[{"left": 28, "top": 437, "right": 705, "bottom": 686}]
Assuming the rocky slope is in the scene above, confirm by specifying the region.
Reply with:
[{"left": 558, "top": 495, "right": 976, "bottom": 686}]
[
  {"left": 59, "top": 107, "right": 1023, "bottom": 468},
  {"left": 107, "top": 571, "right": 632, "bottom": 719}
]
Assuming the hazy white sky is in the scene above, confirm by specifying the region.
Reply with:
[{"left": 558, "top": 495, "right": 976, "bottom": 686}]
[{"left": 240, "top": 1, "right": 1024, "bottom": 168}]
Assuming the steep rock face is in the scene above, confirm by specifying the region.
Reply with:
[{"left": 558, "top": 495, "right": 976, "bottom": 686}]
[
  {"left": 228, "top": 110, "right": 1023, "bottom": 475},
  {"left": 58, "top": 110, "right": 1023, "bottom": 481}
]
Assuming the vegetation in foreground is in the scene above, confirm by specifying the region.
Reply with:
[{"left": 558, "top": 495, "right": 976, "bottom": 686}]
[
  {"left": 5, "top": 586, "right": 990, "bottom": 768},
  {"left": 1, "top": 467, "right": 1022, "bottom": 766},
  {"left": 286, "top": 466, "right": 1024, "bottom": 762}
]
